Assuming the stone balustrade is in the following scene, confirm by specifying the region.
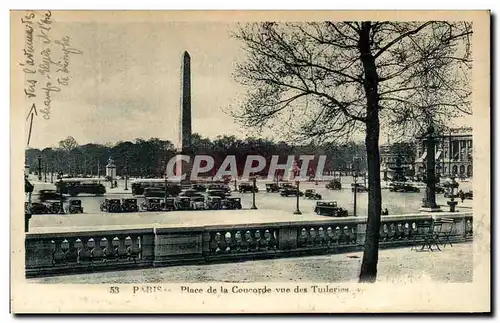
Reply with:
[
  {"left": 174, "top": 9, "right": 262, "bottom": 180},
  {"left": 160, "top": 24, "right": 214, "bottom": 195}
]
[{"left": 25, "top": 212, "right": 473, "bottom": 278}]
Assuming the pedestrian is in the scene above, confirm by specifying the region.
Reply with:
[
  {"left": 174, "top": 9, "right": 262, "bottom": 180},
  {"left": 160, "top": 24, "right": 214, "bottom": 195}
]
[
  {"left": 459, "top": 190, "right": 465, "bottom": 203},
  {"left": 114, "top": 180, "right": 117, "bottom": 188}
]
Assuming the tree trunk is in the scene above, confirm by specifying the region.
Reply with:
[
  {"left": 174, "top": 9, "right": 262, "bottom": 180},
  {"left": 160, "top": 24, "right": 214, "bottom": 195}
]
[{"left": 358, "top": 21, "right": 383, "bottom": 283}]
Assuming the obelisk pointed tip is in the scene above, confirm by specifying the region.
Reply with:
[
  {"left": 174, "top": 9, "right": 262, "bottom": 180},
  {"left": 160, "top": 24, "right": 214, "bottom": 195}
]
[{"left": 183, "top": 51, "right": 190, "bottom": 58}]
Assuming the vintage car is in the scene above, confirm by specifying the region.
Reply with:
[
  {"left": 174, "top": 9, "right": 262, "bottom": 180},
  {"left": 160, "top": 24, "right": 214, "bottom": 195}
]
[
  {"left": 205, "top": 196, "right": 222, "bottom": 210},
  {"left": 29, "top": 202, "right": 50, "bottom": 214},
  {"left": 279, "top": 182, "right": 294, "bottom": 189},
  {"left": 304, "top": 189, "right": 322, "bottom": 200},
  {"left": 191, "top": 184, "right": 207, "bottom": 192},
  {"left": 179, "top": 189, "right": 205, "bottom": 198},
  {"left": 143, "top": 187, "right": 168, "bottom": 198},
  {"left": 279, "top": 187, "right": 304, "bottom": 197},
  {"left": 38, "top": 189, "right": 64, "bottom": 202},
  {"left": 121, "top": 198, "right": 139, "bottom": 212},
  {"left": 238, "top": 182, "right": 258, "bottom": 193},
  {"left": 100, "top": 198, "right": 122, "bottom": 213},
  {"left": 141, "top": 198, "right": 163, "bottom": 211},
  {"left": 47, "top": 201, "right": 63, "bottom": 214},
  {"left": 389, "top": 182, "right": 420, "bottom": 193},
  {"left": 222, "top": 197, "right": 242, "bottom": 210},
  {"left": 314, "top": 201, "right": 348, "bottom": 217},
  {"left": 174, "top": 196, "right": 192, "bottom": 210},
  {"left": 265, "top": 183, "right": 280, "bottom": 193},
  {"left": 326, "top": 180, "right": 342, "bottom": 190},
  {"left": 351, "top": 184, "right": 369, "bottom": 192},
  {"left": 207, "top": 184, "right": 231, "bottom": 193},
  {"left": 66, "top": 199, "right": 83, "bottom": 214},
  {"left": 163, "top": 197, "right": 176, "bottom": 211},
  {"left": 57, "top": 181, "right": 106, "bottom": 197},
  {"left": 190, "top": 196, "right": 206, "bottom": 210},
  {"left": 207, "top": 189, "right": 230, "bottom": 198},
  {"left": 463, "top": 190, "right": 473, "bottom": 200}
]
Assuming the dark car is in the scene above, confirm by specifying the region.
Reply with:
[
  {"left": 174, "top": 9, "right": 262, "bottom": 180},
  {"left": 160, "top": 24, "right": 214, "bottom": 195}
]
[
  {"left": 464, "top": 190, "right": 473, "bottom": 200},
  {"left": 280, "top": 187, "right": 304, "bottom": 197},
  {"left": 47, "top": 201, "right": 63, "bottom": 214},
  {"left": 29, "top": 202, "right": 50, "bottom": 214},
  {"left": 58, "top": 182, "right": 106, "bottom": 197},
  {"left": 179, "top": 189, "right": 204, "bottom": 198},
  {"left": 314, "top": 201, "right": 348, "bottom": 217},
  {"left": 206, "top": 196, "right": 222, "bottom": 210},
  {"left": 304, "top": 189, "right": 322, "bottom": 200},
  {"left": 207, "top": 184, "right": 231, "bottom": 193},
  {"left": 389, "top": 183, "right": 420, "bottom": 193},
  {"left": 352, "top": 184, "right": 369, "bottom": 192},
  {"left": 265, "top": 183, "right": 280, "bottom": 193},
  {"left": 121, "top": 198, "right": 139, "bottom": 212},
  {"left": 326, "top": 180, "right": 342, "bottom": 190},
  {"left": 223, "top": 197, "right": 242, "bottom": 209},
  {"left": 66, "top": 199, "right": 83, "bottom": 214},
  {"left": 238, "top": 182, "right": 258, "bottom": 193},
  {"left": 191, "top": 184, "right": 207, "bottom": 192},
  {"left": 174, "top": 196, "right": 192, "bottom": 210},
  {"left": 190, "top": 196, "right": 206, "bottom": 210},
  {"left": 207, "top": 189, "right": 230, "bottom": 198},
  {"left": 143, "top": 187, "right": 168, "bottom": 198},
  {"left": 38, "top": 189, "right": 64, "bottom": 202},
  {"left": 141, "top": 198, "right": 163, "bottom": 211},
  {"left": 100, "top": 199, "right": 122, "bottom": 213}
]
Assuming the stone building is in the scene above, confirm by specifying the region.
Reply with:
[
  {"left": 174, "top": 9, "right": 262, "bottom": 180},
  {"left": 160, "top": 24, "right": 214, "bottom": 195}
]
[{"left": 414, "top": 127, "right": 473, "bottom": 178}]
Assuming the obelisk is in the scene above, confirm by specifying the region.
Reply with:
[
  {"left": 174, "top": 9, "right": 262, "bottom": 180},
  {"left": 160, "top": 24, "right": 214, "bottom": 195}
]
[{"left": 176, "top": 51, "right": 192, "bottom": 182}]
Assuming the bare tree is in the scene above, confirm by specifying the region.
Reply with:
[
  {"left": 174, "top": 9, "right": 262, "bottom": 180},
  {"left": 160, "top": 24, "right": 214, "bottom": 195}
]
[{"left": 231, "top": 21, "right": 472, "bottom": 282}]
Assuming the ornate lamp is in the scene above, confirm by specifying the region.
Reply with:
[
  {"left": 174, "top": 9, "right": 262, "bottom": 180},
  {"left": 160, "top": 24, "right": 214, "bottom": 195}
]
[
  {"left": 293, "top": 180, "right": 301, "bottom": 215},
  {"left": 447, "top": 175, "right": 459, "bottom": 212},
  {"left": 250, "top": 176, "right": 257, "bottom": 210}
]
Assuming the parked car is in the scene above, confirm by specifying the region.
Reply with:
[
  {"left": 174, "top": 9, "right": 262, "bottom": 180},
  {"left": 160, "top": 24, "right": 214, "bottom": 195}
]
[
  {"left": 66, "top": 199, "right": 83, "bottom": 214},
  {"left": 207, "top": 184, "right": 231, "bottom": 193},
  {"left": 351, "top": 184, "right": 369, "bottom": 192},
  {"left": 179, "top": 189, "right": 204, "bottom": 198},
  {"left": 30, "top": 202, "right": 50, "bottom": 214},
  {"left": 463, "top": 190, "right": 473, "bottom": 200},
  {"left": 190, "top": 196, "right": 206, "bottom": 210},
  {"left": 280, "top": 187, "right": 304, "bottom": 197},
  {"left": 207, "top": 189, "right": 230, "bottom": 198},
  {"left": 38, "top": 189, "right": 64, "bottom": 202},
  {"left": 143, "top": 187, "right": 167, "bottom": 198},
  {"left": 205, "top": 196, "right": 222, "bottom": 210},
  {"left": 141, "top": 198, "right": 163, "bottom": 211},
  {"left": 47, "top": 201, "right": 63, "bottom": 214},
  {"left": 389, "top": 182, "right": 420, "bottom": 193},
  {"left": 238, "top": 182, "right": 258, "bottom": 193},
  {"left": 121, "top": 198, "right": 139, "bottom": 212},
  {"left": 191, "top": 184, "right": 207, "bottom": 192},
  {"left": 304, "top": 189, "right": 322, "bottom": 200},
  {"left": 326, "top": 180, "right": 342, "bottom": 190},
  {"left": 100, "top": 198, "right": 122, "bottom": 213},
  {"left": 174, "top": 196, "right": 192, "bottom": 210},
  {"left": 265, "top": 183, "right": 280, "bottom": 193},
  {"left": 222, "top": 197, "right": 242, "bottom": 210},
  {"left": 314, "top": 201, "right": 348, "bottom": 217}
]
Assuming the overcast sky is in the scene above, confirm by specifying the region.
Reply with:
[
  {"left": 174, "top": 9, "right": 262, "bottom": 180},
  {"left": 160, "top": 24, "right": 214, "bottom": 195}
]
[{"left": 21, "top": 12, "right": 472, "bottom": 149}]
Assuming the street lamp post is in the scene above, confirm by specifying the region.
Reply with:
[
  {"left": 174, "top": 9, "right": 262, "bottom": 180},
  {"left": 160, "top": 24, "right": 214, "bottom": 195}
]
[
  {"left": 124, "top": 160, "right": 129, "bottom": 191},
  {"left": 58, "top": 173, "right": 65, "bottom": 214},
  {"left": 164, "top": 174, "right": 168, "bottom": 211},
  {"left": 293, "top": 180, "right": 302, "bottom": 215},
  {"left": 250, "top": 176, "right": 257, "bottom": 209},
  {"left": 353, "top": 172, "right": 358, "bottom": 217}
]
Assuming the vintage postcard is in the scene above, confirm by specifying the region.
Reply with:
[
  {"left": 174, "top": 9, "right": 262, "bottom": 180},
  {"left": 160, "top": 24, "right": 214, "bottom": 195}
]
[{"left": 10, "top": 10, "right": 490, "bottom": 313}]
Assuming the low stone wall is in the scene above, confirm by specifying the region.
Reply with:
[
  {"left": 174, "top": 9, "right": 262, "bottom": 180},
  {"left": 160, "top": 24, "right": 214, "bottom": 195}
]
[{"left": 25, "top": 212, "right": 473, "bottom": 277}]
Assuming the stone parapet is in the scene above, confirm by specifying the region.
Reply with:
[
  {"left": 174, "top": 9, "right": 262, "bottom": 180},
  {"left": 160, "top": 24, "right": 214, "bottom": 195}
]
[{"left": 25, "top": 212, "right": 473, "bottom": 277}]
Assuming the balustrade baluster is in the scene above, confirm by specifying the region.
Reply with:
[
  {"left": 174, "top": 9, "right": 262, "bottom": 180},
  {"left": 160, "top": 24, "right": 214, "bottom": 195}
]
[
  {"left": 116, "top": 236, "right": 128, "bottom": 260},
  {"left": 52, "top": 239, "right": 66, "bottom": 265}
]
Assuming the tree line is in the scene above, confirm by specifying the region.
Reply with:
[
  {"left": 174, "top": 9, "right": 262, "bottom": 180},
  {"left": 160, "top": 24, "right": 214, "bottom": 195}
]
[{"left": 25, "top": 134, "right": 381, "bottom": 178}]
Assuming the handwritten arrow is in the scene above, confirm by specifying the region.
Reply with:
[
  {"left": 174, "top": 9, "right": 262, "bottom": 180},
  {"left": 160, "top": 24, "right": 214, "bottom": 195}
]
[{"left": 26, "top": 103, "right": 37, "bottom": 147}]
